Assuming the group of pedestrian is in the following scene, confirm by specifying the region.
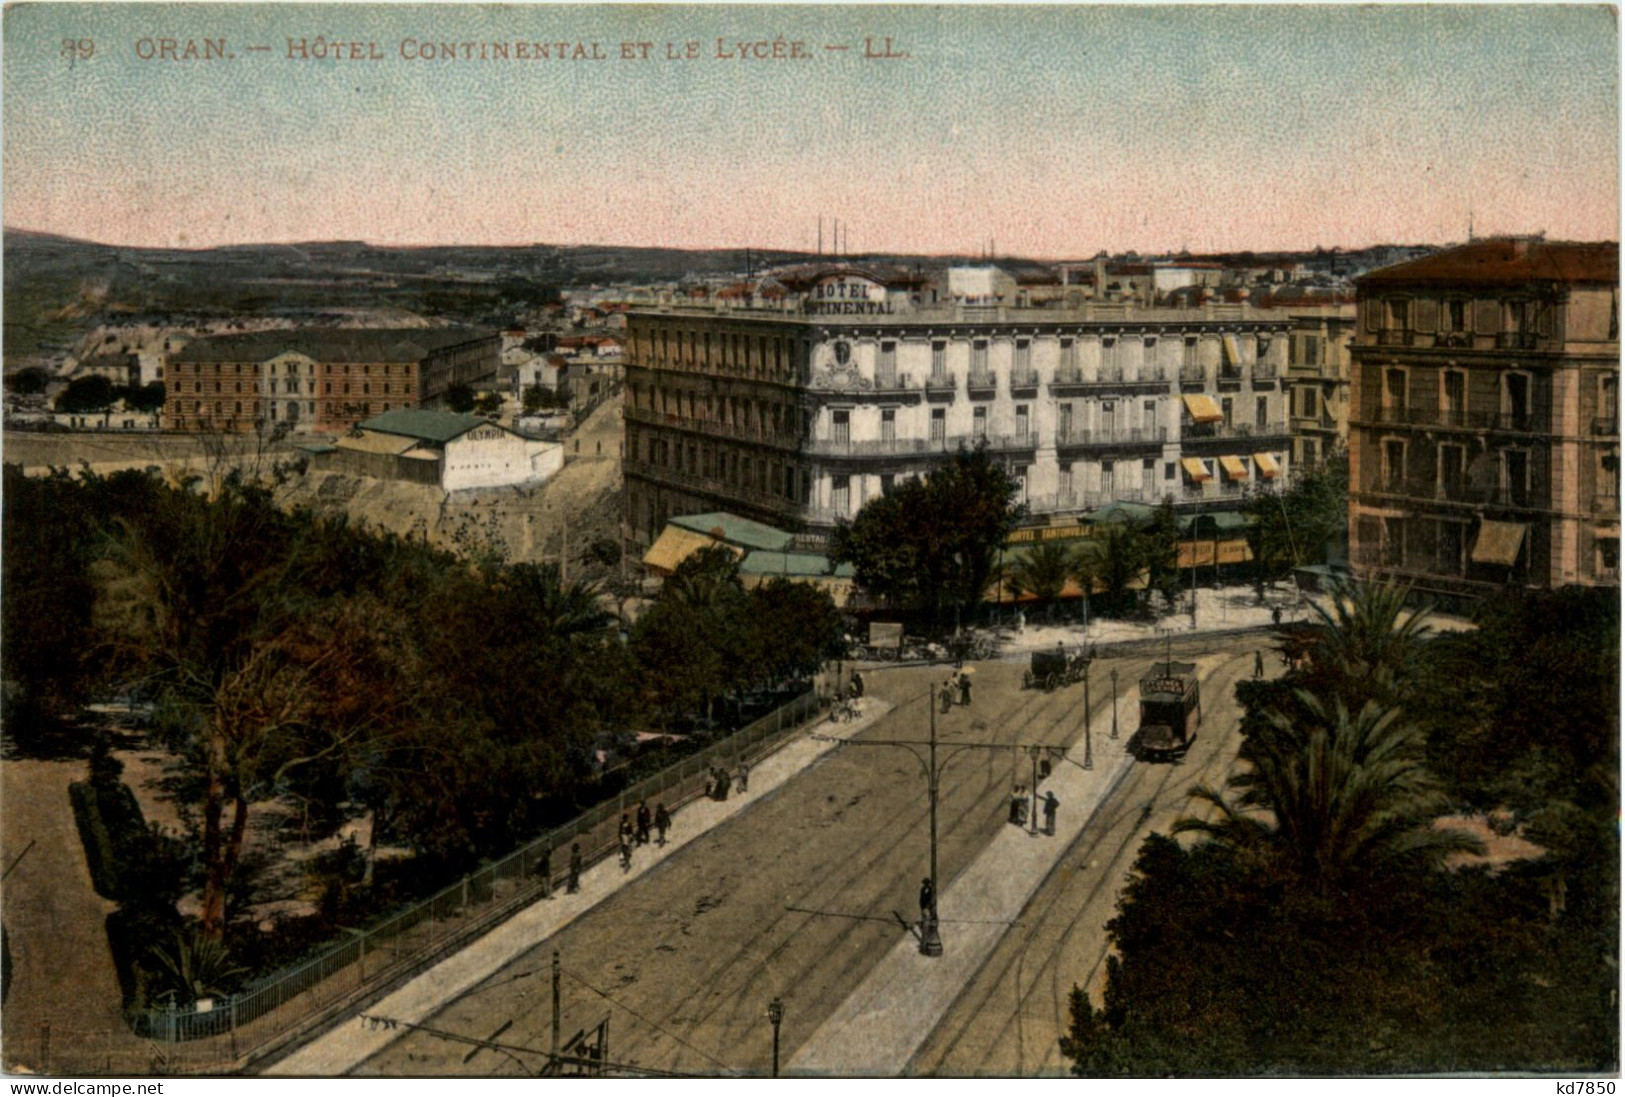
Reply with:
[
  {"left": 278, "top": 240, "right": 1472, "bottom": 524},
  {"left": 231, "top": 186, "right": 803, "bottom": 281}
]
[
  {"left": 1008, "top": 785, "right": 1061, "bottom": 835},
  {"left": 940, "top": 669, "right": 973, "bottom": 711}
]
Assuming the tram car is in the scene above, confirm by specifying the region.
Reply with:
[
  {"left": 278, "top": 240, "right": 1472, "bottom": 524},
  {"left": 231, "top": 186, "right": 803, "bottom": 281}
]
[{"left": 1137, "top": 661, "right": 1201, "bottom": 760}]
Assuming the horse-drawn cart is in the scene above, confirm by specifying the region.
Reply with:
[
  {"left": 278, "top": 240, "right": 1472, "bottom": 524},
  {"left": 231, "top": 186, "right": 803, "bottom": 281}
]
[{"left": 1023, "top": 646, "right": 1090, "bottom": 690}]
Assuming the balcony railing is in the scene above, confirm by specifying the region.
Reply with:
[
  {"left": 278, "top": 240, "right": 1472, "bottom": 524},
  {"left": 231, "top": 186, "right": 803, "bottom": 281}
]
[
  {"left": 1027, "top": 488, "right": 1159, "bottom": 514},
  {"left": 1182, "top": 421, "right": 1289, "bottom": 441},
  {"left": 1378, "top": 329, "right": 1415, "bottom": 346},
  {"left": 966, "top": 370, "right": 997, "bottom": 392},
  {"left": 1361, "top": 406, "right": 1545, "bottom": 433},
  {"left": 1010, "top": 368, "right": 1040, "bottom": 390},
  {"left": 624, "top": 405, "right": 800, "bottom": 449},
  {"left": 1056, "top": 426, "right": 1167, "bottom": 448},
  {"left": 1496, "top": 331, "right": 1539, "bottom": 350},
  {"left": 1253, "top": 363, "right": 1280, "bottom": 381},
  {"left": 924, "top": 373, "right": 956, "bottom": 395},
  {"left": 1179, "top": 365, "right": 1207, "bottom": 384},
  {"left": 1181, "top": 482, "right": 1248, "bottom": 501}
]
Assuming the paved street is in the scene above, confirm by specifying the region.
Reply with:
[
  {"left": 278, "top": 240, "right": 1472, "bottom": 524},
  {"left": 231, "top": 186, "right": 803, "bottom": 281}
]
[{"left": 334, "top": 630, "right": 1268, "bottom": 1078}]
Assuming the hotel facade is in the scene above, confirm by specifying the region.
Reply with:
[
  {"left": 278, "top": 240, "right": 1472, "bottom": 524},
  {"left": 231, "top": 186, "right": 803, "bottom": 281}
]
[
  {"left": 623, "top": 266, "right": 1296, "bottom": 551},
  {"left": 1348, "top": 238, "right": 1619, "bottom": 603}
]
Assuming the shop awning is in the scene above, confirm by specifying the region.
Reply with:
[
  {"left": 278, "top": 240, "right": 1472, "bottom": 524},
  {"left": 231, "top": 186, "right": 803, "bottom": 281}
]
[
  {"left": 1221, "top": 333, "right": 1241, "bottom": 366},
  {"left": 1180, "top": 457, "right": 1213, "bottom": 482},
  {"left": 1182, "top": 394, "right": 1224, "bottom": 423},
  {"left": 1254, "top": 452, "right": 1281, "bottom": 479},
  {"left": 1219, "top": 455, "right": 1250, "bottom": 480},
  {"left": 643, "top": 526, "right": 730, "bottom": 575},
  {"left": 1470, "top": 520, "right": 1527, "bottom": 567}
]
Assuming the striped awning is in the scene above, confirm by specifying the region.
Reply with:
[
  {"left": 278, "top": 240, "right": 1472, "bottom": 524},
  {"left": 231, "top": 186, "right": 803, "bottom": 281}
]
[
  {"left": 1219, "top": 455, "right": 1250, "bottom": 480},
  {"left": 1254, "top": 452, "right": 1281, "bottom": 479},
  {"left": 1182, "top": 394, "right": 1224, "bottom": 423},
  {"left": 1221, "top": 333, "right": 1241, "bottom": 366},
  {"left": 1471, "top": 521, "right": 1527, "bottom": 567},
  {"left": 1180, "top": 457, "right": 1213, "bottom": 482}
]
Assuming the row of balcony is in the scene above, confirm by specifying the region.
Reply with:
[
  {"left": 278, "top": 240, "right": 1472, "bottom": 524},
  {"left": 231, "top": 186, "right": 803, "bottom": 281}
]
[
  {"left": 1183, "top": 421, "right": 1291, "bottom": 441},
  {"left": 798, "top": 364, "right": 1280, "bottom": 396},
  {"left": 1373, "top": 330, "right": 1544, "bottom": 351},
  {"left": 1358, "top": 478, "right": 1556, "bottom": 510},
  {"left": 804, "top": 427, "right": 1169, "bottom": 458},
  {"left": 1358, "top": 406, "right": 1547, "bottom": 433}
]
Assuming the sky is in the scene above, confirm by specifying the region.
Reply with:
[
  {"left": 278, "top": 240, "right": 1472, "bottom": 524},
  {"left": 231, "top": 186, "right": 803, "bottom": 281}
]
[{"left": 2, "top": 4, "right": 1618, "bottom": 256}]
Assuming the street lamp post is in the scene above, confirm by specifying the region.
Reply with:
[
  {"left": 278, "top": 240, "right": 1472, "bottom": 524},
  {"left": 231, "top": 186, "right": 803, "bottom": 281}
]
[
  {"left": 1082, "top": 659, "right": 1094, "bottom": 770},
  {"left": 923, "top": 697, "right": 943, "bottom": 955},
  {"left": 1109, "top": 667, "right": 1119, "bottom": 739},
  {"left": 767, "top": 997, "right": 784, "bottom": 1077}
]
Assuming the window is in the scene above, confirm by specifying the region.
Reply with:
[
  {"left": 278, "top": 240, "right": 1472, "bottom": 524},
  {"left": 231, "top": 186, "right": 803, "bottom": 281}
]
[
  {"left": 1383, "top": 516, "right": 1406, "bottom": 566},
  {"left": 1445, "top": 299, "right": 1468, "bottom": 333},
  {"left": 881, "top": 473, "right": 895, "bottom": 495},
  {"left": 832, "top": 474, "right": 851, "bottom": 516},
  {"left": 931, "top": 340, "right": 946, "bottom": 378},
  {"left": 1600, "top": 453, "right": 1618, "bottom": 508},
  {"left": 1143, "top": 400, "right": 1157, "bottom": 432},
  {"left": 1165, "top": 461, "right": 1176, "bottom": 480},
  {"left": 1256, "top": 396, "right": 1269, "bottom": 431},
  {"left": 931, "top": 406, "right": 946, "bottom": 443},
  {"left": 1504, "top": 299, "right": 1532, "bottom": 333},
  {"left": 832, "top": 408, "right": 850, "bottom": 445},
  {"left": 1384, "top": 439, "right": 1406, "bottom": 491},
  {"left": 878, "top": 341, "right": 897, "bottom": 386},
  {"left": 1442, "top": 369, "right": 1466, "bottom": 423},
  {"left": 1058, "top": 402, "right": 1074, "bottom": 439},
  {"left": 1058, "top": 462, "right": 1073, "bottom": 501},
  {"left": 1014, "top": 339, "right": 1031, "bottom": 373},
  {"left": 881, "top": 407, "right": 896, "bottom": 443},
  {"left": 1101, "top": 337, "right": 1117, "bottom": 375},
  {"left": 1220, "top": 397, "right": 1233, "bottom": 427},
  {"left": 1015, "top": 404, "right": 1030, "bottom": 439},
  {"left": 1438, "top": 522, "right": 1465, "bottom": 576},
  {"left": 1142, "top": 458, "right": 1156, "bottom": 497},
  {"left": 1102, "top": 400, "right": 1117, "bottom": 434},
  {"left": 1383, "top": 368, "right": 1407, "bottom": 411},
  {"left": 1439, "top": 444, "right": 1465, "bottom": 499},
  {"left": 973, "top": 406, "right": 988, "bottom": 439},
  {"left": 1504, "top": 373, "right": 1531, "bottom": 428},
  {"left": 1504, "top": 449, "right": 1530, "bottom": 507},
  {"left": 1304, "top": 337, "right": 1320, "bottom": 368},
  {"left": 1183, "top": 336, "right": 1199, "bottom": 367},
  {"left": 1060, "top": 337, "right": 1077, "bottom": 373},
  {"left": 1012, "top": 464, "right": 1029, "bottom": 503},
  {"left": 1101, "top": 460, "right": 1116, "bottom": 493},
  {"left": 1387, "top": 298, "right": 1410, "bottom": 331},
  {"left": 972, "top": 340, "right": 988, "bottom": 373}
]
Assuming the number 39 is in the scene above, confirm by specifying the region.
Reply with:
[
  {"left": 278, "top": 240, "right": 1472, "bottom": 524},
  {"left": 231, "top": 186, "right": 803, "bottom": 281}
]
[{"left": 61, "top": 38, "right": 95, "bottom": 64}]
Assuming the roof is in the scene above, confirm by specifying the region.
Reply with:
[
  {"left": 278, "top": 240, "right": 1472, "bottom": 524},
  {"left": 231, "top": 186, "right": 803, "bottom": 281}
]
[
  {"left": 669, "top": 512, "right": 795, "bottom": 552},
  {"left": 358, "top": 408, "right": 492, "bottom": 444},
  {"left": 1179, "top": 511, "right": 1250, "bottom": 535},
  {"left": 171, "top": 327, "right": 492, "bottom": 364},
  {"left": 643, "top": 526, "right": 736, "bottom": 575},
  {"left": 335, "top": 430, "right": 418, "bottom": 456},
  {"left": 739, "top": 550, "right": 855, "bottom": 578},
  {"left": 1089, "top": 501, "right": 1156, "bottom": 526},
  {"left": 1358, "top": 239, "right": 1618, "bottom": 288}
]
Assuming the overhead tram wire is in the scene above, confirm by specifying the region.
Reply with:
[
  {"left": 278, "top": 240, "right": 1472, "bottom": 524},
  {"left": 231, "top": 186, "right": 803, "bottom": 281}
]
[{"left": 559, "top": 966, "right": 738, "bottom": 1075}]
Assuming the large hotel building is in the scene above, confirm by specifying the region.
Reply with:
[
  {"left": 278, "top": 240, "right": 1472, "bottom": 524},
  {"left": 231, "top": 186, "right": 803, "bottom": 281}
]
[
  {"left": 1348, "top": 238, "right": 1619, "bottom": 604},
  {"left": 623, "top": 265, "right": 1317, "bottom": 551}
]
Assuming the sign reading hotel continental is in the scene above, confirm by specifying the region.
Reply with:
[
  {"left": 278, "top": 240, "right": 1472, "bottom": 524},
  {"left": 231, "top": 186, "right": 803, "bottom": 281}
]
[{"left": 805, "top": 273, "right": 895, "bottom": 316}]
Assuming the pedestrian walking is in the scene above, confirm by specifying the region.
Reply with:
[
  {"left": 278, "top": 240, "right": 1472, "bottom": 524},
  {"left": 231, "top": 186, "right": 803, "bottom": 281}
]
[
  {"left": 1254, "top": 649, "right": 1265, "bottom": 678},
  {"left": 850, "top": 669, "right": 865, "bottom": 698},
  {"left": 919, "top": 877, "right": 936, "bottom": 926},
  {"left": 654, "top": 801, "right": 671, "bottom": 847},
  {"left": 635, "top": 800, "right": 652, "bottom": 846},
  {"left": 567, "top": 843, "right": 582, "bottom": 893},
  {"left": 619, "top": 833, "right": 633, "bottom": 872},
  {"left": 618, "top": 812, "right": 634, "bottom": 848},
  {"left": 1271, "top": 604, "right": 1283, "bottom": 627},
  {"left": 538, "top": 842, "right": 554, "bottom": 898},
  {"left": 1042, "top": 791, "right": 1059, "bottom": 836},
  {"left": 735, "top": 762, "right": 749, "bottom": 794},
  {"left": 1009, "top": 785, "right": 1028, "bottom": 826},
  {"left": 940, "top": 677, "right": 955, "bottom": 714},
  {"left": 958, "top": 671, "right": 972, "bottom": 707}
]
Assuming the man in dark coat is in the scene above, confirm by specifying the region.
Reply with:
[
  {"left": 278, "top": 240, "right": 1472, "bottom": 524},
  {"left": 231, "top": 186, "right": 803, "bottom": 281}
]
[
  {"left": 1042, "top": 791, "right": 1059, "bottom": 836},
  {"left": 635, "top": 800, "right": 652, "bottom": 845},
  {"left": 654, "top": 802, "right": 671, "bottom": 846},
  {"left": 567, "top": 843, "right": 582, "bottom": 893},
  {"left": 538, "top": 842, "right": 553, "bottom": 898}
]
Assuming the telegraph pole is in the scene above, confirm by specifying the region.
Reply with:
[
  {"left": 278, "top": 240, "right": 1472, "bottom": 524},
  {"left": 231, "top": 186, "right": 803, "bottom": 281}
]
[
  {"left": 551, "top": 950, "right": 561, "bottom": 1068},
  {"left": 924, "top": 694, "right": 942, "bottom": 956},
  {"left": 1082, "top": 658, "right": 1094, "bottom": 770}
]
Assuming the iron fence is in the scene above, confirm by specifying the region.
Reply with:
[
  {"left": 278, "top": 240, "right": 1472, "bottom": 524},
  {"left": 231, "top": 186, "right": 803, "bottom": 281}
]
[{"left": 27, "top": 689, "right": 824, "bottom": 1076}]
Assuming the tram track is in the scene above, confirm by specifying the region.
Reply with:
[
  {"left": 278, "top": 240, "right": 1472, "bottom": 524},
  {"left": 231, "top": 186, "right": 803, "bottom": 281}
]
[{"left": 907, "top": 646, "right": 1254, "bottom": 1076}]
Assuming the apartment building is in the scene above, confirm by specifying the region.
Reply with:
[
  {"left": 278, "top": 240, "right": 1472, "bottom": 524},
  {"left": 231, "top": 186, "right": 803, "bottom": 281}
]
[
  {"left": 623, "top": 265, "right": 1293, "bottom": 551},
  {"left": 1286, "top": 305, "right": 1357, "bottom": 467},
  {"left": 1348, "top": 238, "right": 1619, "bottom": 603},
  {"left": 164, "top": 328, "right": 499, "bottom": 433}
]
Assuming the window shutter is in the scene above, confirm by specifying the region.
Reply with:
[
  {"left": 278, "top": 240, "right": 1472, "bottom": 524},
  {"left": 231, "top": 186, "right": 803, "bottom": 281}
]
[
  {"left": 1536, "top": 300, "right": 1554, "bottom": 336},
  {"left": 1414, "top": 298, "right": 1439, "bottom": 332},
  {"left": 1362, "top": 298, "right": 1381, "bottom": 332},
  {"left": 1474, "top": 300, "right": 1499, "bottom": 334}
]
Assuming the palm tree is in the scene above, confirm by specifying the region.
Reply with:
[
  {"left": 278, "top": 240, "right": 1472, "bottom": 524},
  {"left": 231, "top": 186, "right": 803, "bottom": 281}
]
[
  {"left": 1303, "top": 577, "right": 1432, "bottom": 707},
  {"left": 1083, "top": 524, "right": 1145, "bottom": 616},
  {"left": 1006, "top": 541, "right": 1080, "bottom": 608},
  {"left": 506, "top": 561, "right": 613, "bottom": 640},
  {"left": 1176, "top": 692, "right": 1481, "bottom": 887}
]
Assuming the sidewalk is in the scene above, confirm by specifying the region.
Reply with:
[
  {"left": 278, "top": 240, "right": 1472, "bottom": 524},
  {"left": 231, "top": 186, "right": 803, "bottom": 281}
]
[
  {"left": 789, "top": 663, "right": 1206, "bottom": 1077},
  {"left": 265, "top": 696, "right": 894, "bottom": 1076},
  {"left": 993, "top": 583, "right": 1473, "bottom": 658}
]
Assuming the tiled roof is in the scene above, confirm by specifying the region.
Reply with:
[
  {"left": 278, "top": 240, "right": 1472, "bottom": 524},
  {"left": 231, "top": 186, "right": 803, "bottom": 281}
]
[
  {"left": 1358, "top": 239, "right": 1617, "bottom": 287},
  {"left": 171, "top": 327, "right": 491, "bottom": 364},
  {"left": 358, "top": 408, "right": 491, "bottom": 444},
  {"left": 669, "top": 511, "right": 795, "bottom": 552}
]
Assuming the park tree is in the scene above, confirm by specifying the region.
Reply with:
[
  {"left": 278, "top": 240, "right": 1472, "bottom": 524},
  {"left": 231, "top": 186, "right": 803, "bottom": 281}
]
[
  {"left": 121, "top": 381, "right": 167, "bottom": 414},
  {"left": 55, "top": 374, "right": 117, "bottom": 417},
  {"left": 474, "top": 391, "right": 504, "bottom": 417},
  {"left": 522, "top": 383, "right": 549, "bottom": 415},
  {"left": 1243, "top": 449, "right": 1349, "bottom": 583},
  {"left": 444, "top": 383, "right": 476, "bottom": 413},
  {"left": 828, "top": 445, "right": 1022, "bottom": 630},
  {"left": 1005, "top": 540, "right": 1081, "bottom": 608},
  {"left": 5, "top": 367, "right": 51, "bottom": 395}
]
